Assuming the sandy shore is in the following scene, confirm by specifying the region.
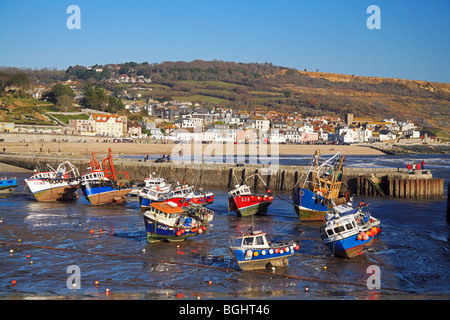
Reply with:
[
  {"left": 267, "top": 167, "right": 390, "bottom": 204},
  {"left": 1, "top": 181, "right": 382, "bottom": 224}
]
[{"left": 0, "top": 141, "right": 385, "bottom": 157}]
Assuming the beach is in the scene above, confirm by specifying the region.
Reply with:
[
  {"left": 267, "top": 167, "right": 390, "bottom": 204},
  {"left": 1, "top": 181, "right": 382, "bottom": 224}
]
[{"left": 0, "top": 141, "right": 384, "bottom": 157}]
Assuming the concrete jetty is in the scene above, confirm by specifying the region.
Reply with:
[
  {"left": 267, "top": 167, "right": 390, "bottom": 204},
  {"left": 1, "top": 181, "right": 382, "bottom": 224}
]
[{"left": 0, "top": 154, "right": 444, "bottom": 198}]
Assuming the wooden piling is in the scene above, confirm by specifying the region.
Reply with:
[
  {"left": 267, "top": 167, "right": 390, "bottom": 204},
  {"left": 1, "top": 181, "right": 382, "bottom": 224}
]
[
  {"left": 447, "top": 182, "right": 449, "bottom": 224},
  {"left": 389, "top": 178, "right": 394, "bottom": 197},
  {"left": 410, "top": 179, "right": 416, "bottom": 198}
]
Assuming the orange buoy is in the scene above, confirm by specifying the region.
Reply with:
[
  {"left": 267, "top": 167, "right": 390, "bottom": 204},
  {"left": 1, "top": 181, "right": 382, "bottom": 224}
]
[
  {"left": 90, "top": 229, "right": 94, "bottom": 234},
  {"left": 11, "top": 280, "right": 17, "bottom": 285},
  {"left": 176, "top": 231, "right": 182, "bottom": 236},
  {"left": 95, "top": 281, "right": 99, "bottom": 286},
  {"left": 363, "top": 234, "right": 369, "bottom": 241},
  {"left": 197, "top": 228, "right": 203, "bottom": 234},
  {"left": 357, "top": 234, "right": 363, "bottom": 240}
]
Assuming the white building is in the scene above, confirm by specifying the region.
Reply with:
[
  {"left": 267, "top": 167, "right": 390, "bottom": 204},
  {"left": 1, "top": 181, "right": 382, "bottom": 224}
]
[
  {"left": 90, "top": 114, "right": 125, "bottom": 137},
  {"left": 264, "top": 129, "right": 286, "bottom": 144},
  {"left": 211, "top": 127, "right": 236, "bottom": 143},
  {"left": 379, "top": 129, "right": 397, "bottom": 141},
  {"left": 286, "top": 129, "right": 301, "bottom": 143},
  {"left": 249, "top": 117, "right": 270, "bottom": 132}
]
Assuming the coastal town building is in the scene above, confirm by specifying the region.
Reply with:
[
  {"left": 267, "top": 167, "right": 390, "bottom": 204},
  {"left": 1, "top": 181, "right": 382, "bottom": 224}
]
[{"left": 89, "top": 114, "right": 126, "bottom": 137}]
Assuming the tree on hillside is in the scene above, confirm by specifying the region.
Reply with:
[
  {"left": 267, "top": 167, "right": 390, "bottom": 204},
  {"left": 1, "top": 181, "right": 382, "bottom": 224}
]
[
  {"left": 82, "top": 84, "right": 108, "bottom": 111},
  {"left": 4, "top": 73, "right": 30, "bottom": 92},
  {"left": 0, "top": 71, "right": 10, "bottom": 94},
  {"left": 43, "top": 84, "right": 75, "bottom": 110}
]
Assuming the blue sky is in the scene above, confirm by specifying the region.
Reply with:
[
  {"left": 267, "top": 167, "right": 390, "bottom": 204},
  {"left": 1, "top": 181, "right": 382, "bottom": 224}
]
[{"left": 0, "top": 0, "right": 449, "bottom": 82}]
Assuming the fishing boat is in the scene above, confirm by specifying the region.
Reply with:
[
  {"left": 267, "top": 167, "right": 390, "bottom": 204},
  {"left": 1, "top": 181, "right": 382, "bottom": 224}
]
[
  {"left": 320, "top": 205, "right": 379, "bottom": 258},
  {"left": 79, "top": 148, "right": 132, "bottom": 205},
  {"left": 139, "top": 184, "right": 213, "bottom": 209},
  {"left": 229, "top": 226, "right": 299, "bottom": 271},
  {"left": 24, "top": 161, "right": 80, "bottom": 201},
  {"left": 228, "top": 174, "right": 273, "bottom": 217},
  {"left": 0, "top": 176, "right": 17, "bottom": 193},
  {"left": 143, "top": 201, "right": 214, "bottom": 243},
  {"left": 129, "top": 174, "right": 170, "bottom": 197},
  {"left": 292, "top": 150, "right": 349, "bottom": 221}
]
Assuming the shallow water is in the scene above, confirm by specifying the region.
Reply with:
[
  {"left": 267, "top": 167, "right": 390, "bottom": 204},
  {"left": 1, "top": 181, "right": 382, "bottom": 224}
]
[{"left": 0, "top": 154, "right": 449, "bottom": 300}]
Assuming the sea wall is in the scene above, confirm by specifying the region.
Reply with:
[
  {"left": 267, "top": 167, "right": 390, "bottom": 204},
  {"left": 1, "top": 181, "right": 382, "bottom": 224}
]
[{"left": 0, "top": 154, "right": 443, "bottom": 198}]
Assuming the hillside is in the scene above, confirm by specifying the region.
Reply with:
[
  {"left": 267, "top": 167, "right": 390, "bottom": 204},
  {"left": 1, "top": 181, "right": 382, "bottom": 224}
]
[{"left": 1, "top": 60, "right": 449, "bottom": 134}]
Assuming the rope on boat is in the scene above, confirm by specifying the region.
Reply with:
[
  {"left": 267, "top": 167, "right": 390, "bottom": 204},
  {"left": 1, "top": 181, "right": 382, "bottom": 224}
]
[{"left": 0, "top": 240, "right": 407, "bottom": 293}]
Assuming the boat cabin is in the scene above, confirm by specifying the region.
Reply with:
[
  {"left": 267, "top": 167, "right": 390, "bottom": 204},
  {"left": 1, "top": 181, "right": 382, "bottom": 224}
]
[
  {"left": 320, "top": 213, "right": 358, "bottom": 240},
  {"left": 232, "top": 230, "right": 270, "bottom": 249},
  {"left": 149, "top": 202, "right": 184, "bottom": 219},
  {"left": 31, "top": 172, "right": 53, "bottom": 179},
  {"left": 167, "top": 185, "right": 193, "bottom": 198},
  {"left": 229, "top": 185, "right": 252, "bottom": 197}
]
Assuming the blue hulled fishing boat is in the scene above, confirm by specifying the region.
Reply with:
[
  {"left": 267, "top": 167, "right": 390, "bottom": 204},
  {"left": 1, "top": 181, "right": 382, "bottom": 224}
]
[
  {"left": 292, "top": 150, "right": 348, "bottom": 221},
  {"left": 143, "top": 201, "right": 214, "bottom": 243},
  {"left": 79, "top": 148, "right": 132, "bottom": 205},
  {"left": 229, "top": 227, "right": 299, "bottom": 270},
  {"left": 320, "top": 205, "right": 380, "bottom": 258}
]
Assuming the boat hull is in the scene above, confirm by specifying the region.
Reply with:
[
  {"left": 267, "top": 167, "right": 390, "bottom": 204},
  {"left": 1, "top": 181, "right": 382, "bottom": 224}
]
[
  {"left": 80, "top": 180, "right": 132, "bottom": 205},
  {"left": 292, "top": 187, "right": 329, "bottom": 220},
  {"left": 0, "top": 178, "right": 17, "bottom": 193},
  {"left": 229, "top": 195, "right": 273, "bottom": 217},
  {"left": 324, "top": 235, "right": 374, "bottom": 259},
  {"left": 292, "top": 187, "right": 347, "bottom": 221},
  {"left": 231, "top": 245, "right": 297, "bottom": 270},
  {"left": 143, "top": 214, "right": 202, "bottom": 243},
  {"left": 25, "top": 179, "right": 79, "bottom": 202}
]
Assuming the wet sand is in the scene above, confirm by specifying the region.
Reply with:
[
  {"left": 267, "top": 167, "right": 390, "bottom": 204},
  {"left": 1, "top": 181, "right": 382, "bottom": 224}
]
[
  {"left": 1, "top": 141, "right": 384, "bottom": 157},
  {"left": 0, "top": 161, "right": 32, "bottom": 173}
]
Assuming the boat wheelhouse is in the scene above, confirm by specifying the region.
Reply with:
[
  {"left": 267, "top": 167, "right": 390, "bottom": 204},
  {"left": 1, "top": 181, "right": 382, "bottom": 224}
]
[
  {"left": 130, "top": 174, "right": 171, "bottom": 197},
  {"left": 139, "top": 184, "right": 213, "bottom": 209}
]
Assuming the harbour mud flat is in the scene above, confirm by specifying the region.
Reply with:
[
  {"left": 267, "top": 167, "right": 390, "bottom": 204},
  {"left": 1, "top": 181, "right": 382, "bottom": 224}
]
[{"left": 0, "top": 171, "right": 448, "bottom": 300}]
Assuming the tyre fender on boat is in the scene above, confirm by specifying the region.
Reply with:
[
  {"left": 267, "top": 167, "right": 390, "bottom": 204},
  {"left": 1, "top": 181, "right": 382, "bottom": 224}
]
[{"left": 245, "top": 250, "right": 253, "bottom": 260}]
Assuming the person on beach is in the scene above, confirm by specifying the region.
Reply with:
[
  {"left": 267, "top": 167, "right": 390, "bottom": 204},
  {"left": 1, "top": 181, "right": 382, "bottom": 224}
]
[
  {"left": 407, "top": 164, "right": 412, "bottom": 173},
  {"left": 421, "top": 160, "right": 425, "bottom": 169}
]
